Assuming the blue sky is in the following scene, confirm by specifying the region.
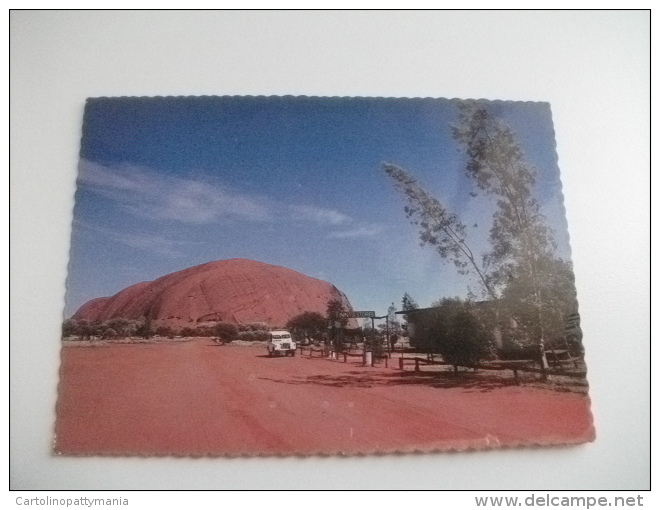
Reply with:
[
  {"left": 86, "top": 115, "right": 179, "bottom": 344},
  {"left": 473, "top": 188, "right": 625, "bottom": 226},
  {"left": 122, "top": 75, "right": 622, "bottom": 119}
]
[{"left": 65, "top": 96, "right": 572, "bottom": 318}]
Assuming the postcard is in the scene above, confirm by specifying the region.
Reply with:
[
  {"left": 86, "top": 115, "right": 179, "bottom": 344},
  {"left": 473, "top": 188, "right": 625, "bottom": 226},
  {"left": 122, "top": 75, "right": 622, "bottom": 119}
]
[{"left": 56, "top": 96, "right": 593, "bottom": 456}]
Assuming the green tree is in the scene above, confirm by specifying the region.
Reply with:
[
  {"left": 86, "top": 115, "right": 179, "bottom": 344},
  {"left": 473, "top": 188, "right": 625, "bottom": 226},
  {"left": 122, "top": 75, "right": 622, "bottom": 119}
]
[
  {"left": 401, "top": 293, "right": 418, "bottom": 314},
  {"left": 452, "top": 101, "right": 558, "bottom": 294},
  {"left": 102, "top": 327, "right": 117, "bottom": 339},
  {"left": 387, "top": 303, "right": 400, "bottom": 333},
  {"left": 214, "top": 321, "right": 239, "bottom": 343},
  {"left": 378, "top": 303, "right": 401, "bottom": 349},
  {"left": 400, "top": 292, "right": 418, "bottom": 339},
  {"left": 452, "top": 101, "right": 577, "bottom": 365},
  {"left": 76, "top": 319, "right": 92, "bottom": 341},
  {"left": 428, "top": 298, "right": 493, "bottom": 367},
  {"left": 384, "top": 100, "right": 581, "bottom": 366},
  {"left": 499, "top": 257, "right": 579, "bottom": 350},
  {"left": 383, "top": 163, "right": 495, "bottom": 299},
  {"left": 135, "top": 317, "right": 153, "bottom": 339},
  {"left": 286, "top": 311, "right": 326, "bottom": 345},
  {"left": 326, "top": 298, "right": 348, "bottom": 351},
  {"left": 326, "top": 299, "right": 348, "bottom": 325},
  {"left": 361, "top": 318, "right": 372, "bottom": 332},
  {"left": 107, "top": 317, "right": 130, "bottom": 337},
  {"left": 62, "top": 319, "right": 77, "bottom": 338}
]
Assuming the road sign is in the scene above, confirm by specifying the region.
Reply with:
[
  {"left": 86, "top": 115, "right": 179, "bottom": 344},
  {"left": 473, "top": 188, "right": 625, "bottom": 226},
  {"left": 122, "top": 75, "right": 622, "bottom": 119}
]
[{"left": 336, "top": 310, "right": 375, "bottom": 319}]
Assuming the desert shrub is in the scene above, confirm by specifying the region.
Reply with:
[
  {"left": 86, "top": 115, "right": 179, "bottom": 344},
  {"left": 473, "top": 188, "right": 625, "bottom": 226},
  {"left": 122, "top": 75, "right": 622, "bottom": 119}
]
[
  {"left": 107, "top": 318, "right": 130, "bottom": 336},
  {"left": 62, "top": 318, "right": 158, "bottom": 340},
  {"left": 135, "top": 318, "right": 153, "bottom": 338},
  {"left": 248, "top": 322, "right": 270, "bottom": 331},
  {"left": 124, "top": 322, "right": 139, "bottom": 337},
  {"left": 237, "top": 330, "right": 269, "bottom": 342},
  {"left": 498, "top": 342, "right": 540, "bottom": 361},
  {"left": 193, "top": 325, "right": 214, "bottom": 337},
  {"left": 179, "top": 325, "right": 222, "bottom": 337},
  {"left": 76, "top": 319, "right": 93, "bottom": 340},
  {"left": 181, "top": 327, "right": 197, "bottom": 337},
  {"left": 236, "top": 322, "right": 269, "bottom": 332},
  {"left": 156, "top": 325, "right": 175, "bottom": 338},
  {"left": 255, "top": 330, "right": 269, "bottom": 342},
  {"left": 364, "top": 335, "right": 385, "bottom": 357},
  {"left": 234, "top": 322, "right": 270, "bottom": 341},
  {"left": 102, "top": 327, "right": 117, "bottom": 339},
  {"left": 62, "top": 319, "right": 77, "bottom": 338},
  {"left": 215, "top": 322, "right": 239, "bottom": 342},
  {"left": 428, "top": 298, "right": 494, "bottom": 367},
  {"left": 88, "top": 321, "right": 107, "bottom": 338}
]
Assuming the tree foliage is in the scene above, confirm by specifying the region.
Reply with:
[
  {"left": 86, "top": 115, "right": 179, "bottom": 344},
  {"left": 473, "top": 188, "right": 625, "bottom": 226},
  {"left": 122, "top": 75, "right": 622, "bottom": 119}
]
[
  {"left": 386, "top": 303, "right": 399, "bottom": 330},
  {"left": 499, "top": 257, "right": 578, "bottom": 349},
  {"left": 61, "top": 317, "right": 154, "bottom": 340},
  {"left": 452, "top": 101, "right": 558, "bottom": 296},
  {"left": 325, "top": 298, "right": 348, "bottom": 327},
  {"left": 383, "top": 163, "right": 495, "bottom": 298},
  {"left": 325, "top": 298, "right": 344, "bottom": 350},
  {"left": 426, "top": 298, "right": 493, "bottom": 366},
  {"left": 214, "top": 322, "right": 239, "bottom": 343},
  {"left": 400, "top": 292, "right": 419, "bottom": 326},
  {"left": 286, "top": 311, "right": 326, "bottom": 344},
  {"left": 384, "top": 100, "right": 581, "bottom": 354}
]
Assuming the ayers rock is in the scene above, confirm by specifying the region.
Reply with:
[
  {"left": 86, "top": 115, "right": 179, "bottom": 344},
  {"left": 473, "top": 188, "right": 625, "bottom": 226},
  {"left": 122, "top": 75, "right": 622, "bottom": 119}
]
[{"left": 72, "top": 258, "right": 354, "bottom": 329}]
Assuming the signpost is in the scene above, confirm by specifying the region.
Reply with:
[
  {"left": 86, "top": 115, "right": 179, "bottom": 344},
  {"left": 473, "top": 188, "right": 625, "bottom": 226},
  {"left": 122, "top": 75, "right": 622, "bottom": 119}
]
[
  {"left": 330, "top": 311, "right": 390, "bottom": 367},
  {"left": 335, "top": 310, "right": 375, "bottom": 319}
]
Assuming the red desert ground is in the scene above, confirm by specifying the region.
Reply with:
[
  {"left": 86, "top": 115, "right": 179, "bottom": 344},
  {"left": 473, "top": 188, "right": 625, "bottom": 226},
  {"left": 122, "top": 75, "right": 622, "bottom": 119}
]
[{"left": 57, "top": 258, "right": 594, "bottom": 456}]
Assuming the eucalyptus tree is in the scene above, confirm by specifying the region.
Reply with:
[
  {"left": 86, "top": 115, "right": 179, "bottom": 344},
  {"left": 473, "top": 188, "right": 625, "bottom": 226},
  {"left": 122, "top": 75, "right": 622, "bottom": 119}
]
[{"left": 384, "top": 100, "right": 579, "bottom": 366}]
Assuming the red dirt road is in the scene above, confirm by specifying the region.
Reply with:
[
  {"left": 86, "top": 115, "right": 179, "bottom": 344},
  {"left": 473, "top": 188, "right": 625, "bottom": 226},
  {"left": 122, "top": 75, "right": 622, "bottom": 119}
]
[{"left": 55, "top": 340, "right": 594, "bottom": 456}]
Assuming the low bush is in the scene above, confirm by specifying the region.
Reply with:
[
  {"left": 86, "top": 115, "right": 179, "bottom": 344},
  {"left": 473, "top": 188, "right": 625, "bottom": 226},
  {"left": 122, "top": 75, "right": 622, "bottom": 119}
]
[
  {"left": 180, "top": 327, "right": 197, "bottom": 337},
  {"left": 215, "top": 322, "right": 239, "bottom": 342},
  {"left": 237, "top": 330, "right": 269, "bottom": 342},
  {"left": 237, "top": 322, "right": 271, "bottom": 332},
  {"left": 155, "top": 325, "right": 175, "bottom": 338}
]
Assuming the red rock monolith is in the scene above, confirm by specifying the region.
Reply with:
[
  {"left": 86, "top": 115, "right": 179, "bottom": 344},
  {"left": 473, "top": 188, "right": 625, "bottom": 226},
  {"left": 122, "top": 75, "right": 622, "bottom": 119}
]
[{"left": 72, "top": 258, "right": 354, "bottom": 329}]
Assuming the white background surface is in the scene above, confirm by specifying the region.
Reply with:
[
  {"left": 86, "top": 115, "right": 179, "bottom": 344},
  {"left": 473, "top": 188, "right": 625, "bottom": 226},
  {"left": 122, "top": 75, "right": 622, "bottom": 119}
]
[{"left": 10, "top": 10, "right": 650, "bottom": 490}]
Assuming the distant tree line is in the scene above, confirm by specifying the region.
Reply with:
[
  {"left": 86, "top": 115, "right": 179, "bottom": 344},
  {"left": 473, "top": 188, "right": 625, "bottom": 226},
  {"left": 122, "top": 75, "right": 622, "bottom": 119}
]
[
  {"left": 62, "top": 317, "right": 155, "bottom": 340},
  {"left": 61, "top": 318, "right": 275, "bottom": 343}
]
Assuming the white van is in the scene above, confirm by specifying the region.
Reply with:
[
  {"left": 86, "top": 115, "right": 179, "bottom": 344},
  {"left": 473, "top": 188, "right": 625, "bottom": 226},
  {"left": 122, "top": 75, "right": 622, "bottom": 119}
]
[{"left": 267, "top": 330, "right": 297, "bottom": 357}]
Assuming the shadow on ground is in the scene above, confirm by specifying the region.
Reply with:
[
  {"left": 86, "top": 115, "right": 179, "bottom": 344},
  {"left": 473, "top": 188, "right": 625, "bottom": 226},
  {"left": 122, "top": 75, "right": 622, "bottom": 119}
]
[{"left": 259, "top": 369, "right": 530, "bottom": 392}]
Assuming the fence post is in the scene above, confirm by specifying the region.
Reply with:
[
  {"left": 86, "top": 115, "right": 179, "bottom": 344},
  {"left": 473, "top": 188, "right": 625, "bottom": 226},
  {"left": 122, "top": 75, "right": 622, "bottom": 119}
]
[
  {"left": 399, "top": 357, "right": 404, "bottom": 370},
  {"left": 513, "top": 368, "right": 520, "bottom": 385},
  {"left": 415, "top": 359, "right": 420, "bottom": 372}
]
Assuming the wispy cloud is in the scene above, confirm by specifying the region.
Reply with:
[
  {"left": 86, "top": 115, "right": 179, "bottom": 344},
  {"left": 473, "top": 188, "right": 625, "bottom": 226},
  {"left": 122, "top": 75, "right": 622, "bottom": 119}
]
[
  {"left": 327, "top": 225, "right": 384, "bottom": 239},
  {"left": 78, "top": 159, "right": 384, "bottom": 244},
  {"left": 289, "top": 205, "right": 353, "bottom": 226},
  {"left": 78, "top": 159, "right": 271, "bottom": 225},
  {"left": 289, "top": 204, "right": 383, "bottom": 239},
  {"left": 74, "top": 219, "right": 189, "bottom": 258}
]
